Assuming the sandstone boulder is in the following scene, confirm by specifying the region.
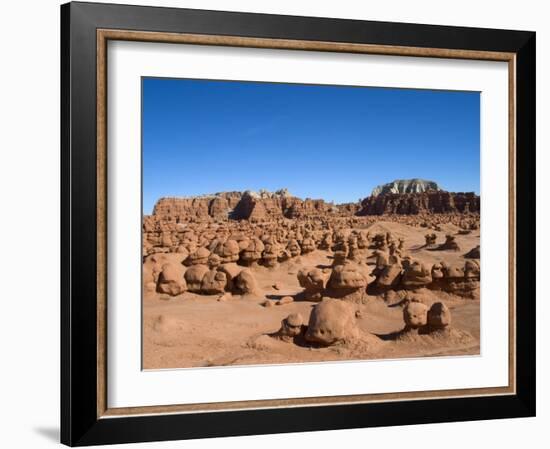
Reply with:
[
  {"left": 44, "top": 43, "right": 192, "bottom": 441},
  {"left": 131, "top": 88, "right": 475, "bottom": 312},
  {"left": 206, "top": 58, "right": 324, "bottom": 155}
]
[
  {"left": 156, "top": 263, "right": 187, "bottom": 296},
  {"left": 403, "top": 301, "right": 429, "bottom": 329},
  {"left": 184, "top": 264, "right": 209, "bottom": 292},
  {"left": 234, "top": 269, "right": 261, "bottom": 296},
  {"left": 213, "top": 239, "right": 240, "bottom": 263},
  {"left": 305, "top": 299, "right": 361, "bottom": 345},
  {"left": 297, "top": 268, "right": 328, "bottom": 300},
  {"left": 200, "top": 270, "right": 227, "bottom": 294},
  {"left": 274, "top": 313, "right": 305, "bottom": 342},
  {"left": 401, "top": 260, "right": 432, "bottom": 288},
  {"left": 186, "top": 247, "right": 210, "bottom": 266},
  {"left": 240, "top": 238, "right": 264, "bottom": 266},
  {"left": 427, "top": 302, "right": 451, "bottom": 330}
]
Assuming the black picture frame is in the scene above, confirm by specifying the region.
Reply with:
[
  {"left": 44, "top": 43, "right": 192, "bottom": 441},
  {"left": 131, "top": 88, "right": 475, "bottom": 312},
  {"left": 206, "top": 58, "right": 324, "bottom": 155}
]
[{"left": 61, "top": 1, "right": 536, "bottom": 446}]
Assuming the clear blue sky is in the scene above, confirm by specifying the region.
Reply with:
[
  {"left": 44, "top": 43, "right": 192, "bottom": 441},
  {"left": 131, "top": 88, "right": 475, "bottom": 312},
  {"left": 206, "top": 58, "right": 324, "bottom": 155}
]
[{"left": 142, "top": 77, "right": 479, "bottom": 214}]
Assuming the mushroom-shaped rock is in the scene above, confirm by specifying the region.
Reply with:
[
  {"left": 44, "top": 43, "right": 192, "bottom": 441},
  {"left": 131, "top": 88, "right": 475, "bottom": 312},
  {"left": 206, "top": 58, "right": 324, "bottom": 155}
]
[
  {"left": 401, "top": 260, "right": 432, "bottom": 288},
  {"left": 274, "top": 313, "right": 305, "bottom": 342},
  {"left": 184, "top": 264, "right": 209, "bottom": 292},
  {"left": 297, "top": 268, "right": 328, "bottom": 300},
  {"left": 201, "top": 270, "right": 228, "bottom": 294},
  {"left": 300, "top": 237, "right": 316, "bottom": 254},
  {"left": 403, "top": 301, "right": 429, "bottom": 329},
  {"left": 156, "top": 263, "right": 187, "bottom": 296},
  {"left": 213, "top": 239, "right": 240, "bottom": 263},
  {"left": 439, "top": 234, "right": 461, "bottom": 251},
  {"left": 186, "top": 247, "right": 210, "bottom": 266},
  {"left": 329, "top": 261, "right": 368, "bottom": 289},
  {"left": 285, "top": 239, "right": 301, "bottom": 258},
  {"left": 376, "top": 258, "right": 403, "bottom": 288},
  {"left": 427, "top": 302, "right": 451, "bottom": 330},
  {"left": 326, "top": 261, "right": 368, "bottom": 300},
  {"left": 237, "top": 237, "right": 251, "bottom": 251},
  {"left": 234, "top": 269, "right": 261, "bottom": 296},
  {"left": 207, "top": 253, "right": 221, "bottom": 269},
  {"left": 319, "top": 232, "right": 333, "bottom": 250},
  {"left": 240, "top": 238, "right": 264, "bottom": 266},
  {"left": 218, "top": 263, "right": 242, "bottom": 291},
  {"left": 262, "top": 241, "right": 282, "bottom": 268},
  {"left": 331, "top": 238, "right": 348, "bottom": 265},
  {"left": 444, "top": 263, "right": 464, "bottom": 279},
  {"left": 305, "top": 299, "right": 361, "bottom": 345}
]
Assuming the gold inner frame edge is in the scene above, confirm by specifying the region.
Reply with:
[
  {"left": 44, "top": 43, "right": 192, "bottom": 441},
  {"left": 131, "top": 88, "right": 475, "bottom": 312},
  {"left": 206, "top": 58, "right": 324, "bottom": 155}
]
[{"left": 96, "top": 29, "right": 517, "bottom": 419}]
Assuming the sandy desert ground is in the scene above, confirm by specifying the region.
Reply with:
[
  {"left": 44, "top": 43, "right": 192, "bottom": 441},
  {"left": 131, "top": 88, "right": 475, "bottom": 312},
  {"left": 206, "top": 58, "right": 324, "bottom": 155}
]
[{"left": 142, "top": 214, "right": 480, "bottom": 369}]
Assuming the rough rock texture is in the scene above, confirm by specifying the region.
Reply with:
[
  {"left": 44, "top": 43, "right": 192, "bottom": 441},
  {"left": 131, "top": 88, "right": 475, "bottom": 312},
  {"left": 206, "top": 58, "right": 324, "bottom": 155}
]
[
  {"left": 153, "top": 192, "right": 243, "bottom": 221},
  {"left": 156, "top": 263, "right": 187, "bottom": 296},
  {"left": 297, "top": 268, "right": 328, "bottom": 300},
  {"left": 403, "top": 301, "right": 429, "bottom": 329},
  {"left": 201, "top": 270, "right": 228, "bottom": 294},
  {"left": 438, "top": 234, "right": 461, "bottom": 251},
  {"left": 273, "top": 313, "right": 305, "bottom": 342},
  {"left": 401, "top": 260, "right": 432, "bottom": 288},
  {"left": 371, "top": 178, "right": 441, "bottom": 196},
  {"left": 212, "top": 239, "right": 240, "bottom": 263},
  {"left": 240, "top": 238, "right": 264, "bottom": 266},
  {"left": 427, "top": 302, "right": 452, "bottom": 330},
  {"left": 234, "top": 269, "right": 261, "bottom": 296},
  {"left": 429, "top": 261, "right": 480, "bottom": 298},
  {"left": 326, "top": 260, "right": 368, "bottom": 300},
  {"left": 305, "top": 299, "right": 361, "bottom": 345},
  {"left": 184, "top": 264, "right": 210, "bottom": 293},
  {"left": 358, "top": 191, "right": 479, "bottom": 215}
]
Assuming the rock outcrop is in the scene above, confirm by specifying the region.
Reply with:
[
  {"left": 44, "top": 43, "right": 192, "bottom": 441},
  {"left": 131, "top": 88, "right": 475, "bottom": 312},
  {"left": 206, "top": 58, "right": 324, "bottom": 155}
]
[
  {"left": 371, "top": 178, "right": 441, "bottom": 196},
  {"left": 357, "top": 191, "right": 479, "bottom": 215},
  {"left": 305, "top": 299, "right": 361, "bottom": 345}
]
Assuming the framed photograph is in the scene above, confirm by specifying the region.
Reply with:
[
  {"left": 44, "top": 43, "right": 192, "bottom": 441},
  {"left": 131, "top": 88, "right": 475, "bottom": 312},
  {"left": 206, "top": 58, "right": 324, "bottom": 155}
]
[{"left": 61, "top": 1, "right": 536, "bottom": 446}]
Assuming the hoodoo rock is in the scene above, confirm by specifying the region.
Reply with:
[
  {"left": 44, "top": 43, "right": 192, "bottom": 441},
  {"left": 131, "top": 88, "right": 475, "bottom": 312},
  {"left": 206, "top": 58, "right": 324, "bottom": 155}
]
[
  {"left": 143, "top": 180, "right": 480, "bottom": 368},
  {"left": 201, "top": 270, "right": 228, "bottom": 294},
  {"left": 427, "top": 302, "right": 452, "bottom": 330},
  {"left": 305, "top": 299, "right": 361, "bottom": 345},
  {"left": 240, "top": 238, "right": 264, "bottom": 266},
  {"left": 401, "top": 260, "right": 432, "bottom": 288},
  {"left": 156, "top": 263, "right": 187, "bottom": 296},
  {"left": 234, "top": 269, "right": 261, "bottom": 296},
  {"left": 274, "top": 313, "right": 305, "bottom": 342},
  {"left": 297, "top": 268, "right": 328, "bottom": 301},
  {"left": 403, "top": 301, "right": 429, "bottom": 330},
  {"left": 184, "top": 264, "right": 210, "bottom": 293},
  {"left": 326, "top": 260, "right": 368, "bottom": 300}
]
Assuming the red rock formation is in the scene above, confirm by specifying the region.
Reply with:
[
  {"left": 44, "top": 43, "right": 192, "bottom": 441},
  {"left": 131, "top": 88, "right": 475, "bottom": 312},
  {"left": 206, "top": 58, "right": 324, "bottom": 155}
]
[{"left": 357, "top": 191, "right": 479, "bottom": 216}]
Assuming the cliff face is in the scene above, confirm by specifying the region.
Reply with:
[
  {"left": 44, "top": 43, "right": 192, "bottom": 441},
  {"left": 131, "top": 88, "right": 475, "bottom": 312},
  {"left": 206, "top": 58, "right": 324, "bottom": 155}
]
[
  {"left": 152, "top": 192, "right": 243, "bottom": 221},
  {"left": 357, "top": 191, "right": 479, "bottom": 215},
  {"left": 149, "top": 186, "right": 480, "bottom": 223},
  {"left": 151, "top": 190, "right": 337, "bottom": 222},
  {"left": 371, "top": 179, "right": 441, "bottom": 196}
]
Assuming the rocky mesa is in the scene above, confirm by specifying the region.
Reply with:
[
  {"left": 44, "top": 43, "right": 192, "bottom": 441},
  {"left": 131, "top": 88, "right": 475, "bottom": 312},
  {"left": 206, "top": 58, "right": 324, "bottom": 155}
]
[{"left": 147, "top": 179, "right": 479, "bottom": 224}]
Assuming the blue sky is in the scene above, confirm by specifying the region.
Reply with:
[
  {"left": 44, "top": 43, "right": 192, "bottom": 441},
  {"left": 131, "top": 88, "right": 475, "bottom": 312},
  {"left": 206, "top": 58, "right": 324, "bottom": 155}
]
[{"left": 142, "top": 77, "right": 479, "bottom": 214}]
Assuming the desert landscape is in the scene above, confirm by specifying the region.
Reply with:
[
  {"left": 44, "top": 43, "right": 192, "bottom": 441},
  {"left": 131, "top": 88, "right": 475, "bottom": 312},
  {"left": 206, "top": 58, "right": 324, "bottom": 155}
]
[{"left": 142, "top": 179, "right": 481, "bottom": 369}]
